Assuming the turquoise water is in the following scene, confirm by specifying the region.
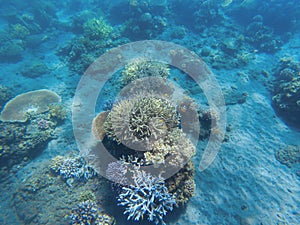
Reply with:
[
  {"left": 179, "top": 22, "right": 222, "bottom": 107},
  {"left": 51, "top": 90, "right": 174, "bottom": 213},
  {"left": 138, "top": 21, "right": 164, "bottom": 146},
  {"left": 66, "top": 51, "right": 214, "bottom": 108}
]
[{"left": 0, "top": 1, "right": 299, "bottom": 224}]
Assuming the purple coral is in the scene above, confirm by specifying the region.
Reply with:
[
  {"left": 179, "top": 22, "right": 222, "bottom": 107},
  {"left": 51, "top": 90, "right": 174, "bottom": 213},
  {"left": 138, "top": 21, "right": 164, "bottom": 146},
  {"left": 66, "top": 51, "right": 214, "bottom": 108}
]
[
  {"left": 37, "top": 118, "right": 50, "bottom": 130},
  {"left": 117, "top": 170, "right": 176, "bottom": 225},
  {"left": 106, "top": 160, "right": 128, "bottom": 185}
]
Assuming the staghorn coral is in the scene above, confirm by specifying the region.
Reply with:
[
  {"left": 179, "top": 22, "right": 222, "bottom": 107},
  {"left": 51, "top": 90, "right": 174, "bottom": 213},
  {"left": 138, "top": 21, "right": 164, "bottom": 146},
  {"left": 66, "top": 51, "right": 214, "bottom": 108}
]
[
  {"left": 121, "top": 58, "right": 169, "bottom": 86},
  {"left": 104, "top": 94, "right": 179, "bottom": 151},
  {"left": 118, "top": 169, "right": 176, "bottom": 225},
  {"left": 0, "top": 89, "right": 61, "bottom": 122}
]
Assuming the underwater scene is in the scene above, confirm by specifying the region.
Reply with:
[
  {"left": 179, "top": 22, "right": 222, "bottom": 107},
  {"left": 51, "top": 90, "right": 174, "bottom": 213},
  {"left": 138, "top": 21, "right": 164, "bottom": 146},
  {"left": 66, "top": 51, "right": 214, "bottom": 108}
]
[{"left": 0, "top": 0, "right": 299, "bottom": 224}]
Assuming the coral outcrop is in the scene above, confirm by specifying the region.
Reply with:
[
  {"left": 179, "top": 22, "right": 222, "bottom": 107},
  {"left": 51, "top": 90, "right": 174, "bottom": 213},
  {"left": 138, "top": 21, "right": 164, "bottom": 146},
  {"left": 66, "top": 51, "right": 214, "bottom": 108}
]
[{"left": 272, "top": 58, "right": 300, "bottom": 126}]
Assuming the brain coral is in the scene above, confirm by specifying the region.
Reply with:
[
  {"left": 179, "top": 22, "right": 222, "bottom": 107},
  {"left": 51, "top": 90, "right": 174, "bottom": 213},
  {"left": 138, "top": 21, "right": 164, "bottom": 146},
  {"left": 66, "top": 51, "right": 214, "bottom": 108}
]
[{"left": 0, "top": 89, "right": 61, "bottom": 122}]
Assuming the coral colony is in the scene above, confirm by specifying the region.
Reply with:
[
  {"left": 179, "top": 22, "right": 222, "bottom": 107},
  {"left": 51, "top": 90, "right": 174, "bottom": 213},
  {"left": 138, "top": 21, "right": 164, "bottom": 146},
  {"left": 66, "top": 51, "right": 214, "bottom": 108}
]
[
  {"left": 70, "top": 200, "right": 115, "bottom": 225},
  {"left": 117, "top": 170, "right": 176, "bottom": 225},
  {"left": 50, "top": 155, "right": 96, "bottom": 185},
  {"left": 91, "top": 59, "right": 197, "bottom": 224}
]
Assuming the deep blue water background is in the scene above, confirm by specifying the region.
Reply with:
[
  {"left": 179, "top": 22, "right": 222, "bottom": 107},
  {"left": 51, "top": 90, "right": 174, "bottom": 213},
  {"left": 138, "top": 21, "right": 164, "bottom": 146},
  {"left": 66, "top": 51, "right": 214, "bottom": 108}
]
[{"left": 0, "top": 0, "right": 299, "bottom": 224}]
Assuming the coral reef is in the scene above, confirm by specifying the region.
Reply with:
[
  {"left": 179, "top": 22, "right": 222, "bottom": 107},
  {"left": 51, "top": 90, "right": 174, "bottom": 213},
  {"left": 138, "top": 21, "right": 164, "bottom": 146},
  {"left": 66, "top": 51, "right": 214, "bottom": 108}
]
[
  {"left": 272, "top": 58, "right": 300, "bottom": 126},
  {"left": 0, "top": 40, "right": 24, "bottom": 62},
  {"left": 144, "top": 128, "right": 195, "bottom": 167},
  {"left": 0, "top": 104, "right": 66, "bottom": 177},
  {"left": 111, "top": 0, "right": 168, "bottom": 40},
  {"left": 70, "top": 200, "right": 115, "bottom": 225},
  {"left": 118, "top": 169, "right": 176, "bottom": 225},
  {"left": 105, "top": 160, "right": 128, "bottom": 185},
  {"left": 47, "top": 104, "right": 67, "bottom": 124},
  {"left": 12, "top": 158, "right": 113, "bottom": 224},
  {"left": 121, "top": 58, "right": 170, "bottom": 86},
  {"left": 0, "top": 89, "right": 61, "bottom": 122},
  {"left": 276, "top": 145, "right": 300, "bottom": 177},
  {"left": 245, "top": 15, "right": 282, "bottom": 53}
]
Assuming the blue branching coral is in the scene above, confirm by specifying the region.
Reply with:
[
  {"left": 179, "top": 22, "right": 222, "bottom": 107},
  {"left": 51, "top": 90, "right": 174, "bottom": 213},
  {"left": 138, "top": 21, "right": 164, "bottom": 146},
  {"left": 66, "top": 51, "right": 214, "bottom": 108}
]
[
  {"left": 117, "top": 170, "right": 176, "bottom": 225},
  {"left": 50, "top": 155, "right": 97, "bottom": 186}
]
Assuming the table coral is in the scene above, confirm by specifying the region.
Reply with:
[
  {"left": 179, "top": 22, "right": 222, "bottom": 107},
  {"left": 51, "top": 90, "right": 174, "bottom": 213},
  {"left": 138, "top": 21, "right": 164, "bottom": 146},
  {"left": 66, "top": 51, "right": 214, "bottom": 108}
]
[{"left": 0, "top": 89, "right": 61, "bottom": 122}]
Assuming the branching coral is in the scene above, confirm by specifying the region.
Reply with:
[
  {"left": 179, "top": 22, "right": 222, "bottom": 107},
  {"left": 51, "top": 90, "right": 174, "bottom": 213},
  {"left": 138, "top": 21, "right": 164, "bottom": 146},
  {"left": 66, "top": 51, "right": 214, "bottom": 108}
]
[
  {"left": 83, "top": 18, "right": 113, "bottom": 40},
  {"left": 50, "top": 155, "right": 97, "bottom": 185},
  {"left": 104, "top": 94, "right": 179, "bottom": 151},
  {"left": 70, "top": 200, "right": 115, "bottom": 225},
  {"left": 118, "top": 169, "right": 176, "bottom": 225},
  {"left": 145, "top": 128, "right": 196, "bottom": 167}
]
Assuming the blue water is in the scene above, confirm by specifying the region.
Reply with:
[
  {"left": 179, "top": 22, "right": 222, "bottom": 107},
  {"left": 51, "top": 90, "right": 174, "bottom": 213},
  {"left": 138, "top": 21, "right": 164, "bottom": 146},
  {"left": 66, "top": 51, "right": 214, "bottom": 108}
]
[{"left": 0, "top": 0, "right": 299, "bottom": 224}]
